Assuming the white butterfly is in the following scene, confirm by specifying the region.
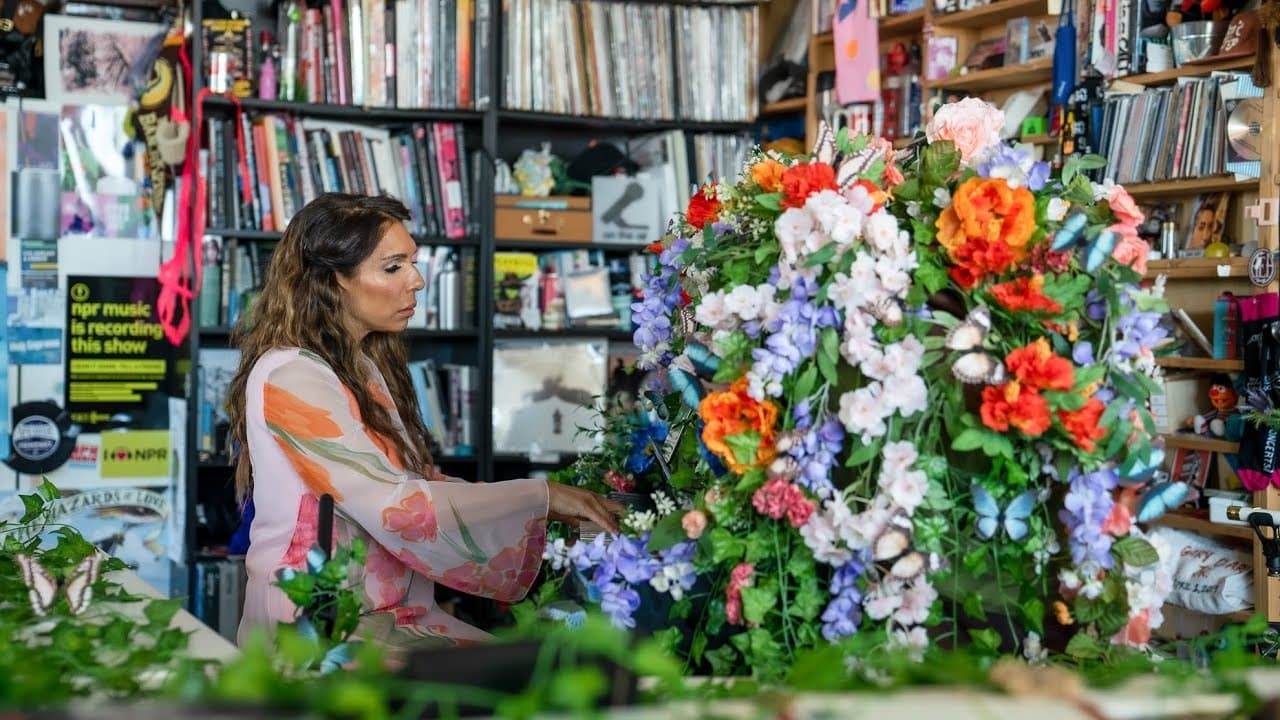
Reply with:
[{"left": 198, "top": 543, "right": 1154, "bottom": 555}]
[
  {"left": 945, "top": 306, "right": 1007, "bottom": 385},
  {"left": 871, "top": 513, "right": 940, "bottom": 581},
  {"left": 811, "top": 122, "right": 837, "bottom": 166},
  {"left": 15, "top": 553, "right": 101, "bottom": 616}
]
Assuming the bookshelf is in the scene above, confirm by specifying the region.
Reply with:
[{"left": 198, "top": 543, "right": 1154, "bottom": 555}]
[{"left": 183, "top": 0, "right": 765, "bottom": 622}]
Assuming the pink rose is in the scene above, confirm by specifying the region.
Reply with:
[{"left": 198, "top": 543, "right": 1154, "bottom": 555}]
[
  {"left": 1109, "top": 224, "right": 1150, "bottom": 276},
  {"left": 604, "top": 470, "right": 635, "bottom": 493},
  {"left": 924, "top": 98, "right": 1004, "bottom": 165},
  {"left": 1112, "top": 608, "right": 1151, "bottom": 648},
  {"left": 1108, "top": 185, "right": 1144, "bottom": 229},
  {"left": 681, "top": 510, "right": 708, "bottom": 539}
]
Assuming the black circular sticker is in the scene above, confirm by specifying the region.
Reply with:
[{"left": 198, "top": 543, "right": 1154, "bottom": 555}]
[
  {"left": 6, "top": 401, "right": 76, "bottom": 474},
  {"left": 1250, "top": 247, "right": 1277, "bottom": 287}
]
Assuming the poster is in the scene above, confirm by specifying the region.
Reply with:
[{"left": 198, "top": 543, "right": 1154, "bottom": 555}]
[
  {"left": 8, "top": 239, "right": 62, "bottom": 365},
  {"left": 64, "top": 275, "right": 185, "bottom": 432},
  {"left": 59, "top": 105, "right": 153, "bottom": 239},
  {"left": 0, "top": 485, "right": 173, "bottom": 595},
  {"left": 833, "top": 0, "right": 881, "bottom": 104}
]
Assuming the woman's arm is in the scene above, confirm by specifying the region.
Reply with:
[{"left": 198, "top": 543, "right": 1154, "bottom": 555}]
[{"left": 260, "top": 355, "right": 547, "bottom": 602}]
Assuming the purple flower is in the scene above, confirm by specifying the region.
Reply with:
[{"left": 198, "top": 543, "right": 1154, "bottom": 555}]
[
  {"left": 748, "top": 275, "right": 841, "bottom": 398},
  {"left": 821, "top": 559, "right": 866, "bottom": 641},
  {"left": 975, "top": 144, "right": 1051, "bottom": 192},
  {"left": 1059, "top": 468, "right": 1117, "bottom": 569},
  {"left": 633, "top": 238, "right": 690, "bottom": 368},
  {"left": 600, "top": 582, "right": 641, "bottom": 629},
  {"left": 1112, "top": 290, "right": 1167, "bottom": 362},
  {"left": 1072, "top": 341, "right": 1095, "bottom": 366}
]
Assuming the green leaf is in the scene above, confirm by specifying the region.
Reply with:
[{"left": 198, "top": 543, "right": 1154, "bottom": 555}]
[
  {"left": 792, "top": 365, "right": 819, "bottom": 402},
  {"left": 893, "top": 177, "right": 921, "bottom": 201},
  {"left": 740, "top": 586, "right": 776, "bottom": 624},
  {"left": 704, "top": 645, "right": 739, "bottom": 675},
  {"left": 708, "top": 527, "right": 746, "bottom": 564},
  {"left": 1021, "top": 597, "right": 1045, "bottom": 636},
  {"left": 756, "top": 192, "right": 784, "bottom": 212},
  {"left": 802, "top": 243, "right": 838, "bottom": 268},
  {"left": 1065, "top": 633, "right": 1107, "bottom": 660},
  {"left": 724, "top": 430, "right": 763, "bottom": 467},
  {"left": 968, "top": 628, "right": 1001, "bottom": 652},
  {"left": 646, "top": 512, "right": 688, "bottom": 552},
  {"left": 844, "top": 437, "right": 880, "bottom": 467},
  {"left": 142, "top": 598, "right": 183, "bottom": 628},
  {"left": 920, "top": 140, "right": 961, "bottom": 186},
  {"left": 963, "top": 592, "right": 988, "bottom": 622},
  {"left": 735, "top": 467, "right": 767, "bottom": 494},
  {"left": 547, "top": 667, "right": 607, "bottom": 712},
  {"left": 1112, "top": 536, "right": 1160, "bottom": 567},
  {"left": 1072, "top": 596, "right": 1105, "bottom": 624},
  {"left": 951, "top": 428, "right": 987, "bottom": 452},
  {"left": 1061, "top": 153, "right": 1107, "bottom": 186},
  {"left": 754, "top": 242, "right": 776, "bottom": 265},
  {"left": 790, "top": 575, "right": 824, "bottom": 621},
  {"left": 818, "top": 328, "right": 840, "bottom": 385}
]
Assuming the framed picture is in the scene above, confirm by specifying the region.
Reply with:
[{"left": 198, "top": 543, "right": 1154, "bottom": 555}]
[
  {"left": 491, "top": 339, "right": 607, "bottom": 456},
  {"left": 1170, "top": 447, "right": 1212, "bottom": 506},
  {"left": 1183, "top": 192, "right": 1229, "bottom": 254},
  {"left": 43, "top": 16, "right": 167, "bottom": 106}
]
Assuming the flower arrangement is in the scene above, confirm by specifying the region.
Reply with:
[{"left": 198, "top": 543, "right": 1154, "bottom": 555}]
[{"left": 546, "top": 98, "right": 1177, "bottom": 678}]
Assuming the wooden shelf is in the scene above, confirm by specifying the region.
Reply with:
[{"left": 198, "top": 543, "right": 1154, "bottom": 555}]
[
  {"left": 202, "top": 95, "right": 483, "bottom": 123},
  {"left": 759, "top": 97, "right": 808, "bottom": 117},
  {"left": 1143, "top": 256, "right": 1248, "bottom": 280},
  {"left": 892, "top": 136, "right": 917, "bottom": 149},
  {"left": 1155, "top": 357, "right": 1245, "bottom": 371},
  {"left": 1122, "top": 175, "right": 1257, "bottom": 199},
  {"left": 927, "top": 58, "right": 1052, "bottom": 92},
  {"left": 1118, "top": 56, "right": 1256, "bottom": 86},
  {"left": 931, "top": 0, "right": 1049, "bottom": 28},
  {"left": 1147, "top": 510, "right": 1257, "bottom": 540},
  {"left": 496, "top": 239, "right": 653, "bottom": 253},
  {"left": 1224, "top": 609, "right": 1257, "bottom": 622},
  {"left": 1019, "top": 134, "right": 1055, "bottom": 146},
  {"left": 204, "top": 227, "right": 480, "bottom": 246},
  {"left": 878, "top": 8, "right": 924, "bottom": 35},
  {"left": 1161, "top": 433, "right": 1239, "bottom": 453}
]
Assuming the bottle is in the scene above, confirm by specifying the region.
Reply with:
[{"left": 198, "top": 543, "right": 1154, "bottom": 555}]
[
  {"left": 257, "top": 32, "right": 277, "bottom": 100},
  {"left": 1160, "top": 221, "right": 1178, "bottom": 259},
  {"left": 437, "top": 256, "right": 458, "bottom": 330}
]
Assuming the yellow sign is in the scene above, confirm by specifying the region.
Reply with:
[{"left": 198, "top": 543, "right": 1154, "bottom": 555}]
[{"left": 100, "top": 430, "right": 171, "bottom": 479}]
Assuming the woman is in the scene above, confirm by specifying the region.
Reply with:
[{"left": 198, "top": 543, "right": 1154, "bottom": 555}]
[{"left": 227, "top": 193, "right": 621, "bottom": 649}]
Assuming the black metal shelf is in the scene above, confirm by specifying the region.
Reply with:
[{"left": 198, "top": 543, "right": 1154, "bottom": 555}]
[
  {"left": 495, "top": 239, "right": 654, "bottom": 253},
  {"left": 198, "top": 326, "right": 479, "bottom": 340},
  {"left": 493, "top": 327, "right": 635, "bottom": 343},
  {"left": 205, "top": 227, "right": 481, "bottom": 247},
  {"left": 496, "top": 108, "right": 752, "bottom": 133},
  {"left": 201, "top": 95, "right": 484, "bottom": 124}
]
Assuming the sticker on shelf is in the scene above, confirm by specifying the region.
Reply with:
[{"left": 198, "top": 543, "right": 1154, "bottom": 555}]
[
  {"left": 1250, "top": 247, "right": 1276, "bottom": 287},
  {"left": 1218, "top": 264, "right": 1234, "bottom": 278}
]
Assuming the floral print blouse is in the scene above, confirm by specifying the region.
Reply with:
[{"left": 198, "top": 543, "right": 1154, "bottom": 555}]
[{"left": 237, "top": 348, "right": 549, "bottom": 649}]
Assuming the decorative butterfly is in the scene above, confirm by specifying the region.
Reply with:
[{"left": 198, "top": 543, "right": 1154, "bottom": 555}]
[
  {"left": 293, "top": 616, "right": 359, "bottom": 674},
  {"left": 972, "top": 484, "right": 1037, "bottom": 541},
  {"left": 668, "top": 342, "right": 721, "bottom": 411},
  {"left": 538, "top": 600, "right": 588, "bottom": 629},
  {"left": 872, "top": 514, "right": 939, "bottom": 581},
  {"left": 15, "top": 553, "right": 102, "bottom": 616},
  {"left": 1135, "top": 480, "right": 1189, "bottom": 523},
  {"left": 868, "top": 296, "right": 905, "bottom": 328},
  {"left": 945, "top": 306, "right": 1006, "bottom": 385},
  {"left": 1050, "top": 213, "right": 1117, "bottom": 272},
  {"left": 810, "top": 121, "right": 885, "bottom": 193},
  {"left": 1118, "top": 446, "right": 1165, "bottom": 483}
]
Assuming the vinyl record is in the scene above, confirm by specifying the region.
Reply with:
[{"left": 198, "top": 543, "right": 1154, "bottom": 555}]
[
  {"left": 1226, "top": 97, "right": 1263, "bottom": 163},
  {"left": 6, "top": 401, "right": 77, "bottom": 475}
]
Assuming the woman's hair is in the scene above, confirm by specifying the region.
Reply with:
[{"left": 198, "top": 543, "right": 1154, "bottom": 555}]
[{"left": 225, "top": 193, "right": 435, "bottom": 502}]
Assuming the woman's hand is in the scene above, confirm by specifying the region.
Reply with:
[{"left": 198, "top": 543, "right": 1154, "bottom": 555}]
[{"left": 547, "top": 483, "right": 625, "bottom": 534}]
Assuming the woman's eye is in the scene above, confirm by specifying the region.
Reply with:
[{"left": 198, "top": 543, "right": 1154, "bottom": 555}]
[{"left": 384, "top": 264, "right": 402, "bottom": 274}]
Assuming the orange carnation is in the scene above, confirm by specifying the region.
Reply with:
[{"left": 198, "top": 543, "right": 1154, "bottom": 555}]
[
  {"left": 781, "top": 162, "right": 838, "bottom": 209},
  {"left": 750, "top": 158, "right": 787, "bottom": 192},
  {"left": 980, "top": 381, "right": 1051, "bottom": 437},
  {"left": 1058, "top": 397, "right": 1106, "bottom": 452},
  {"left": 687, "top": 186, "right": 722, "bottom": 229},
  {"left": 699, "top": 378, "right": 778, "bottom": 474},
  {"left": 989, "top": 274, "right": 1063, "bottom": 315},
  {"left": 935, "top": 177, "right": 1037, "bottom": 287},
  {"left": 1005, "top": 338, "right": 1074, "bottom": 392}
]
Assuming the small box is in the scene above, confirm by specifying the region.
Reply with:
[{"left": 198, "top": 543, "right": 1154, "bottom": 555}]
[
  {"left": 494, "top": 195, "right": 592, "bottom": 243},
  {"left": 1153, "top": 373, "right": 1206, "bottom": 434}
]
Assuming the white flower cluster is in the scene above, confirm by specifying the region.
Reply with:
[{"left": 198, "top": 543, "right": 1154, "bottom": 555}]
[{"left": 837, "top": 333, "right": 929, "bottom": 445}]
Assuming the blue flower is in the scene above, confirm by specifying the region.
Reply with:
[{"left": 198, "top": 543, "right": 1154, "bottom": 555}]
[{"left": 625, "top": 414, "right": 670, "bottom": 474}]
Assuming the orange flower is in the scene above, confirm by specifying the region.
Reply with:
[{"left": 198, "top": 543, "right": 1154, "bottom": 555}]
[
  {"left": 686, "top": 186, "right": 722, "bottom": 229},
  {"left": 1005, "top": 338, "right": 1074, "bottom": 392},
  {"left": 699, "top": 378, "right": 778, "bottom": 473},
  {"left": 935, "top": 177, "right": 1036, "bottom": 287},
  {"left": 344, "top": 385, "right": 405, "bottom": 470},
  {"left": 781, "top": 162, "right": 838, "bottom": 209},
  {"left": 382, "top": 489, "right": 439, "bottom": 542},
  {"left": 750, "top": 158, "right": 787, "bottom": 192},
  {"left": 980, "top": 381, "right": 1051, "bottom": 437},
  {"left": 265, "top": 383, "right": 343, "bottom": 439},
  {"left": 989, "top": 274, "right": 1063, "bottom": 315},
  {"left": 1058, "top": 397, "right": 1106, "bottom": 452}
]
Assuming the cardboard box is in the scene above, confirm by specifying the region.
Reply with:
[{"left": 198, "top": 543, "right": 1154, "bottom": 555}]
[{"left": 494, "top": 195, "right": 592, "bottom": 243}]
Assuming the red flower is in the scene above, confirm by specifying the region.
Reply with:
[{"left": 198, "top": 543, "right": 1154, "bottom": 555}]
[
  {"left": 781, "top": 162, "right": 838, "bottom": 209},
  {"left": 686, "top": 186, "right": 722, "bottom": 229},
  {"left": 646, "top": 241, "right": 664, "bottom": 254},
  {"left": 382, "top": 489, "right": 439, "bottom": 543},
  {"left": 1005, "top": 338, "right": 1074, "bottom": 392},
  {"left": 989, "top": 274, "right": 1063, "bottom": 315},
  {"left": 980, "top": 381, "right": 1052, "bottom": 437},
  {"left": 1058, "top": 397, "right": 1106, "bottom": 452}
]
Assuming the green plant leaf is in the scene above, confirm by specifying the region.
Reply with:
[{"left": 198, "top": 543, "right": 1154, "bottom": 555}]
[
  {"left": 1065, "top": 632, "right": 1107, "bottom": 660},
  {"left": 951, "top": 428, "right": 987, "bottom": 451},
  {"left": 803, "top": 243, "right": 838, "bottom": 268},
  {"left": 1112, "top": 536, "right": 1160, "bottom": 567},
  {"left": 756, "top": 192, "right": 784, "bottom": 212},
  {"left": 921, "top": 140, "right": 961, "bottom": 186},
  {"left": 740, "top": 586, "right": 776, "bottom": 624},
  {"left": 844, "top": 437, "right": 880, "bottom": 467},
  {"left": 963, "top": 592, "right": 988, "bottom": 622},
  {"left": 792, "top": 365, "right": 819, "bottom": 402},
  {"left": 646, "top": 512, "right": 688, "bottom": 552},
  {"left": 968, "top": 628, "right": 1001, "bottom": 652},
  {"left": 708, "top": 527, "right": 746, "bottom": 564},
  {"left": 725, "top": 430, "right": 763, "bottom": 467},
  {"left": 818, "top": 328, "right": 840, "bottom": 385},
  {"left": 1021, "top": 597, "right": 1045, "bottom": 636},
  {"left": 735, "top": 467, "right": 767, "bottom": 494}
]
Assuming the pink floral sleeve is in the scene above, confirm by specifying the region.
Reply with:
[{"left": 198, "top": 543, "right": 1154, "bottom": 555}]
[{"left": 263, "top": 354, "right": 549, "bottom": 602}]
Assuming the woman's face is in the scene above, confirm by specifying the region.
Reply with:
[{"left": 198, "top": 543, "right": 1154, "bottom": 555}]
[{"left": 335, "top": 223, "right": 424, "bottom": 341}]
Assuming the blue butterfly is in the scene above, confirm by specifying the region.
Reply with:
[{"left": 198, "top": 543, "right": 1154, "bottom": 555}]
[
  {"left": 1050, "top": 213, "right": 1117, "bottom": 272},
  {"left": 972, "top": 484, "right": 1037, "bottom": 541},
  {"left": 668, "top": 342, "right": 721, "bottom": 410},
  {"left": 837, "top": 0, "right": 857, "bottom": 22},
  {"left": 1118, "top": 447, "right": 1165, "bottom": 483},
  {"left": 538, "top": 600, "right": 588, "bottom": 629},
  {"left": 294, "top": 616, "right": 359, "bottom": 674},
  {"left": 1136, "top": 481, "right": 1189, "bottom": 523},
  {"left": 277, "top": 545, "right": 328, "bottom": 583}
]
